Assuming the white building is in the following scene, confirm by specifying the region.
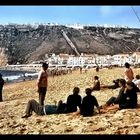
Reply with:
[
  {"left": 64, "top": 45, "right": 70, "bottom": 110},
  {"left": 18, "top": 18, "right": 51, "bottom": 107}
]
[
  {"left": 94, "top": 55, "right": 112, "bottom": 66},
  {"left": 112, "top": 54, "right": 133, "bottom": 66},
  {"left": 132, "top": 52, "right": 140, "bottom": 64},
  {"left": 58, "top": 54, "right": 69, "bottom": 65},
  {"left": 65, "top": 23, "right": 84, "bottom": 29},
  {"left": 67, "top": 54, "right": 96, "bottom": 66},
  {"left": 47, "top": 53, "right": 60, "bottom": 64},
  {"left": 67, "top": 55, "right": 82, "bottom": 66},
  {"left": 45, "top": 52, "right": 137, "bottom": 67}
]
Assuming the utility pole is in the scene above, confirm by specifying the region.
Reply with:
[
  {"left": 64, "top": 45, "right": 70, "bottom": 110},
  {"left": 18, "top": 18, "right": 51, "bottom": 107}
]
[
  {"left": 131, "top": 6, "right": 140, "bottom": 53},
  {"left": 131, "top": 6, "right": 140, "bottom": 24}
]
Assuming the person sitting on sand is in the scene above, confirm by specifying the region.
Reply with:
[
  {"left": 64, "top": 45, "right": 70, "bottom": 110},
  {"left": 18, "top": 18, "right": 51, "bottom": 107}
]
[
  {"left": 22, "top": 99, "right": 59, "bottom": 118},
  {"left": 22, "top": 87, "right": 82, "bottom": 118},
  {"left": 91, "top": 76, "right": 100, "bottom": 91},
  {"left": 101, "top": 80, "right": 138, "bottom": 109},
  {"left": 21, "top": 99, "right": 69, "bottom": 118},
  {"left": 132, "top": 75, "right": 140, "bottom": 91},
  {"left": 119, "top": 81, "right": 138, "bottom": 109},
  {"left": 101, "top": 80, "right": 139, "bottom": 112},
  {"left": 80, "top": 88, "right": 100, "bottom": 117},
  {"left": 101, "top": 79, "right": 126, "bottom": 109},
  {"left": 100, "top": 78, "right": 120, "bottom": 90},
  {"left": 57, "top": 87, "right": 82, "bottom": 113}
]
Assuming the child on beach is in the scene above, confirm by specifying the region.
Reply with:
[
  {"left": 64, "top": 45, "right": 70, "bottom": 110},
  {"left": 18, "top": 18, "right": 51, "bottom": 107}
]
[{"left": 91, "top": 76, "right": 100, "bottom": 91}]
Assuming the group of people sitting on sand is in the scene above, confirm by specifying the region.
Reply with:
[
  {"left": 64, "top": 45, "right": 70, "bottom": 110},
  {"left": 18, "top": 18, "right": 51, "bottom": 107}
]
[
  {"left": 22, "top": 86, "right": 100, "bottom": 118},
  {"left": 21, "top": 62, "right": 140, "bottom": 118}
]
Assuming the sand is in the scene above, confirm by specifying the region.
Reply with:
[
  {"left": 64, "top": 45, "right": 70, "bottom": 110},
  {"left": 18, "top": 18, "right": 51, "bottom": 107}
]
[{"left": 1, "top": 67, "right": 140, "bottom": 134}]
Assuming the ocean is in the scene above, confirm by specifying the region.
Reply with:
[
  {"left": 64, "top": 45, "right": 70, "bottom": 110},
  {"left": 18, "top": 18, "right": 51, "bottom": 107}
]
[{"left": 0, "top": 70, "right": 38, "bottom": 83}]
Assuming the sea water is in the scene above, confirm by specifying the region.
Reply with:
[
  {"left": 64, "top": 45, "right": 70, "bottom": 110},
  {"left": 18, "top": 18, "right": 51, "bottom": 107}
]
[{"left": 0, "top": 70, "right": 38, "bottom": 83}]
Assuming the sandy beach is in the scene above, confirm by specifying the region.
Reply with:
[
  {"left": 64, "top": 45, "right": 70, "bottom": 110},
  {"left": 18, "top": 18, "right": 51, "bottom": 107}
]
[{"left": 0, "top": 67, "right": 140, "bottom": 134}]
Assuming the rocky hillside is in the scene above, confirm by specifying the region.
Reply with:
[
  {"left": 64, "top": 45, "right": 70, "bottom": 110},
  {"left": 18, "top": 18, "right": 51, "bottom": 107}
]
[{"left": 0, "top": 24, "right": 140, "bottom": 65}]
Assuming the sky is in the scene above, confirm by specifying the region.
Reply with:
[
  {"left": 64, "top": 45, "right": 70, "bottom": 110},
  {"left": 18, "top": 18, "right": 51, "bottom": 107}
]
[{"left": 0, "top": 6, "right": 140, "bottom": 28}]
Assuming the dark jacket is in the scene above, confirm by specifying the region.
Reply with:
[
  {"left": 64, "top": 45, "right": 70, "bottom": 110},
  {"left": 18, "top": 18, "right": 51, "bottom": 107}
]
[
  {"left": 106, "top": 88, "right": 125, "bottom": 106},
  {"left": 80, "top": 95, "right": 99, "bottom": 117},
  {"left": 66, "top": 94, "right": 82, "bottom": 113},
  {"left": 92, "top": 80, "right": 100, "bottom": 91},
  {"left": 114, "top": 88, "right": 125, "bottom": 104},
  {"left": 119, "top": 88, "right": 138, "bottom": 109}
]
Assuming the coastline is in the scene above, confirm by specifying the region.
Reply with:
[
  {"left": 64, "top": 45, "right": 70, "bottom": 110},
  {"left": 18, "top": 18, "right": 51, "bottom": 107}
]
[{"left": 0, "top": 69, "right": 38, "bottom": 84}]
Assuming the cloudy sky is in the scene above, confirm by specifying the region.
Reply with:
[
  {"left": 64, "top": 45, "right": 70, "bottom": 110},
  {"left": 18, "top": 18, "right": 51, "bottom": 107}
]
[{"left": 0, "top": 6, "right": 140, "bottom": 28}]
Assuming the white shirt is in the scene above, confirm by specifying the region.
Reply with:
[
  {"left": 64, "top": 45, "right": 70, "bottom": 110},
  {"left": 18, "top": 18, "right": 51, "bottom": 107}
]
[{"left": 134, "top": 79, "right": 140, "bottom": 90}]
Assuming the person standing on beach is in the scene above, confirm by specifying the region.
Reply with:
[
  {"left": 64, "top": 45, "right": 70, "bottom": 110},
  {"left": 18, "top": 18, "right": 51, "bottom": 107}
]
[
  {"left": 96, "top": 65, "right": 99, "bottom": 72},
  {"left": 0, "top": 73, "right": 4, "bottom": 102},
  {"left": 80, "top": 67, "right": 82, "bottom": 74},
  {"left": 37, "top": 63, "right": 48, "bottom": 106},
  {"left": 124, "top": 62, "right": 134, "bottom": 82}
]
